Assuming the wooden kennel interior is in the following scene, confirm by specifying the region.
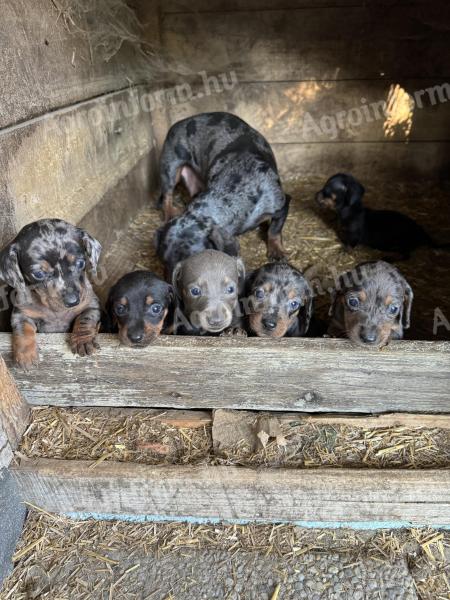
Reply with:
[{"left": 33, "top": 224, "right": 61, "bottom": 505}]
[{"left": 0, "top": 0, "right": 449, "bottom": 527}]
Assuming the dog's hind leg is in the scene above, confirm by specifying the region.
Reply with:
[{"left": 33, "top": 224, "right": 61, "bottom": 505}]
[{"left": 267, "top": 194, "right": 290, "bottom": 260}]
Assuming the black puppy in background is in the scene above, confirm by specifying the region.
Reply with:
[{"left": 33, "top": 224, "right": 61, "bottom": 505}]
[{"left": 316, "top": 173, "right": 448, "bottom": 259}]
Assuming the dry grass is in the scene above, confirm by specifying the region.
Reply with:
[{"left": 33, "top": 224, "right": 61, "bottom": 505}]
[
  {"left": 99, "top": 177, "right": 450, "bottom": 341},
  {"left": 0, "top": 508, "right": 448, "bottom": 599},
  {"left": 17, "top": 407, "right": 450, "bottom": 471}
]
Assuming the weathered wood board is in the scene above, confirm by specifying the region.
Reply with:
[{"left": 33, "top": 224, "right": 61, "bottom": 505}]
[
  {"left": 0, "top": 357, "right": 30, "bottom": 469},
  {"left": 163, "top": 0, "right": 427, "bottom": 11},
  {"left": 11, "top": 459, "right": 450, "bottom": 524},
  {"left": 161, "top": 5, "right": 450, "bottom": 82},
  {"left": 0, "top": 88, "right": 155, "bottom": 246},
  {"left": 168, "top": 79, "right": 450, "bottom": 144},
  {"left": 0, "top": 0, "right": 145, "bottom": 128},
  {"left": 0, "top": 334, "right": 449, "bottom": 413}
]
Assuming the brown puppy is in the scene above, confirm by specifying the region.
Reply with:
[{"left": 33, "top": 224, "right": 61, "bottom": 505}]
[
  {"left": 172, "top": 249, "right": 245, "bottom": 335},
  {"left": 328, "top": 260, "right": 413, "bottom": 348},
  {"left": 0, "top": 219, "right": 101, "bottom": 368}
]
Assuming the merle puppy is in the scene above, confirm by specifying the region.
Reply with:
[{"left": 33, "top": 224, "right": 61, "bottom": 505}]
[
  {"left": 316, "top": 173, "right": 447, "bottom": 258},
  {"left": 0, "top": 219, "right": 102, "bottom": 368},
  {"left": 156, "top": 112, "right": 290, "bottom": 274},
  {"left": 105, "top": 271, "right": 174, "bottom": 347},
  {"left": 328, "top": 260, "right": 413, "bottom": 348},
  {"left": 245, "top": 262, "right": 313, "bottom": 338}
]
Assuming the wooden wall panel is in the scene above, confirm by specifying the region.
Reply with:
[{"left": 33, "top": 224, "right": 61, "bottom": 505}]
[
  {"left": 0, "top": 88, "right": 155, "bottom": 246},
  {"left": 0, "top": 0, "right": 146, "bottom": 129},
  {"left": 161, "top": 6, "right": 450, "bottom": 82},
  {"left": 168, "top": 79, "right": 450, "bottom": 144}
]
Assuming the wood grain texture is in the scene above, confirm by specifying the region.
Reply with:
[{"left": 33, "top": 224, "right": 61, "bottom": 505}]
[
  {"left": 0, "top": 356, "right": 30, "bottom": 468},
  {"left": 161, "top": 6, "right": 450, "bottom": 82},
  {"left": 0, "top": 0, "right": 144, "bottom": 129},
  {"left": 11, "top": 458, "right": 450, "bottom": 524},
  {"left": 0, "top": 334, "right": 449, "bottom": 413},
  {"left": 0, "top": 88, "right": 155, "bottom": 247},
  {"left": 168, "top": 79, "right": 450, "bottom": 144},
  {"left": 272, "top": 141, "right": 450, "bottom": 179}
]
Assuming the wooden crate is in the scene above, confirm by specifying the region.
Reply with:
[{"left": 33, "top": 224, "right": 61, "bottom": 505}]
[{"left": 1, "top": 333, "right": 450, "bottom": 526}]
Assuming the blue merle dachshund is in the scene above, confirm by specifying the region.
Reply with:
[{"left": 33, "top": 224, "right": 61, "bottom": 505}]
[{"left": 155, "top": 112, "right": 291, "bottom": 275}]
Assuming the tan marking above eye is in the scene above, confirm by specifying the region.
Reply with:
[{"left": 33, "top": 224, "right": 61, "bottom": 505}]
[
  {"left": 145, "top": 295, "right": 154, "bottom": 305},
  {"left": 288, "top": 289, "right": 297, "bottom": 299},
  {"left": 40, "top": 261, "right": 52, "bottom": 273},
  {"left": 66, "top": 254, "right": 76, "bottom": 264},
  {"left": 358, "top": 290, "right": 367, "bottom": 302},
  {"left": 263, "top": 283, "right": 273, "bottom": 293},
  {"left": 118, "top": 297, "right": 128, "bottom": 306},
  {"left": 385, "top": 294, "right": 393, "bottom": 306}
]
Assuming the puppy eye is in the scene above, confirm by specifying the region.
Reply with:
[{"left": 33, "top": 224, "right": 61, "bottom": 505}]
[
  {"left": 190, "top": 287, "right": 201, "bottom": 297},
  {"left": 255, "top": 289, "right": 265, "bottom": 299},
  {"left": 388, "top": 303, "right": 399, "bottom": 315},
  {"left": 151, "top": 303, "right": 163, "bottom": 315},
  {"left": 225, "top": 285, "right": 235, "bottom": 295},
  {"left": 75, "top": 258, "right": 85, "bottom": 270},
  {"left": 290, "top": 300, "right": 300, "bottom": 311},
  {"left": 115, "top": 304, "right": 127, "bottom": 316},
  {"left": 347, "top": 297, "right": 360, "bottom": 309},
  {"left": 32, "top": 270, "right": 46, "bottom": 281}
]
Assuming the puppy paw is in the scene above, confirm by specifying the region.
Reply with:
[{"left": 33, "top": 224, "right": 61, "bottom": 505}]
[
  {"left": 15, "top": 347, "right": 39, "bottom": 371},
  {"left": 70, "top": 333, "right": 100, "bottom": 357},
  {"left": 220, "top": 327, "right": 248, "bottom": 338}
]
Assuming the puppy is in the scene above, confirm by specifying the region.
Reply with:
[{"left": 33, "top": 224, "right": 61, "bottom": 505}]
[
  {"left": 244, "top": 262, "right": 313, "bottom": 338},
  {"left": 315, "top": 173, "right": 445, "bottom": 258},
  {"left": 328, "top": 260, "right": 413, "bottom": 348},
  {"left": 0, "top": 219, "right": 102, "bottom": 368},
  {"left": 156, "top": 112, "right": 290, "bottom": 274},
  {"left": 105, "top": 271, "right": 174, "bottom": 347},
  {"left": 172, "top": 249, "right": 245, "bottom": 335}
]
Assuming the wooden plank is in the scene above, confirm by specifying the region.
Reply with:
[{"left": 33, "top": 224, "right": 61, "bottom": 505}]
[
  {"left": 0, "top": 0, "right": 144, "bottom": 128},
  {"left": 0, "top": 334, "right": 449, "bottom": 414},
  {"left": 161, "top": 6, "right": 450, "bottom": 81},
  {"left": 279, "top": 412, "right": 450, "bottom": 430},
  {"left": 168, "top": 79, "right": 450, "bottom": 144},
  {"left": 0, "top": 88, "right": 155, "bottom": 246},
  {"left": 0, "top": 356, "right": 30, "bottom": 468},
  {"left": 163, "top": 0, "right": 427, "bottom": 12},
  {"left": 271, "top": 141, "right": 450, "bottom": 179},
  {"left": 11, "top": 459, "right": 450, "bottom": 524}
]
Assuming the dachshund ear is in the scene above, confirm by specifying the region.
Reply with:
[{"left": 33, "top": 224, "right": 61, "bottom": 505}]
[
  {"left": 236, "top": 257, "right": 246, "bottom": 293},
  {"left": 171, "top": 262, "right": 183, "bottom": 298},
  {"left": 348, "top": 179, "right": 365, "bottom": 206},
  {"left": 208, "top": 227, "right": 240, "bottom": 256},
  {"left": 0, "top": 242, "right": 26, "bottom": 290},
  {"left": 80, "top": 231, "right": 102, "bottom": 274},
  {"left": 401, "top": 279, "right": 414, "bottom": 329},
  {"left": 300, "top": 281, "right": 314, "bottom": 334}
]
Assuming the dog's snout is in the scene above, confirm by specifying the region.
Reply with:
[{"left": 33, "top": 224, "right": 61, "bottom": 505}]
[
  {"left": 207, "top": 315, "right": 225, "bottom": 327},
  {"left": 262, "top": 317, "right": 277, "bottom": 331},
  {"left": 63, "top": 291, "right": 80, "bottom": 308},
  {"left": 128, "top": 330, "right": 144, "bottom": 344},
  {"left": 359, "top": 328, "right": 378, "bottom": 344}
]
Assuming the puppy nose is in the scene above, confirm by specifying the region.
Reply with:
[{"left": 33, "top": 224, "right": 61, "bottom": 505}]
[
  {"left": 360, "top": 330, "right": 377, "bottom": 344},
  {"left": 128, "top": 331, "right": 144, "bottom": 344},
  {"left": 63, "top": 292, "right": 80, "bottom": 307},
  {"left": 262, "top": 317, "right": 277, "bottom": 331}
]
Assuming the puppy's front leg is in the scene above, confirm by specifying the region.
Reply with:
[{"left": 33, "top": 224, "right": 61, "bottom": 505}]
[
  {"left": 11, "top": 312, "right": 39, "bottom": 370},
  {"left": 70, "top": 304, "right": 101, "bottom": 357}
]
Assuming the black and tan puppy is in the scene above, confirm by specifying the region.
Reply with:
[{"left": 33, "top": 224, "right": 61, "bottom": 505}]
[
  {"left": 244, "top": 262, "right": 313, "bottom": 338},
  {"left": 172, "top": 249, "right": 245, "bottom": 335},
  {"left": 156, "top": 112, "right": 290, "bottom": 274},
  {"left": 328, "top": 260, "right": 413, "bottom": 348},
  {"left": 0, "top": 219, "right": 102, "bottom": 368},
  {"left": 105, "top": 271, "right": 174, "bottom": 347},
  {"left": 316, "top": 173, "right": 446, "bottom": 258}
]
